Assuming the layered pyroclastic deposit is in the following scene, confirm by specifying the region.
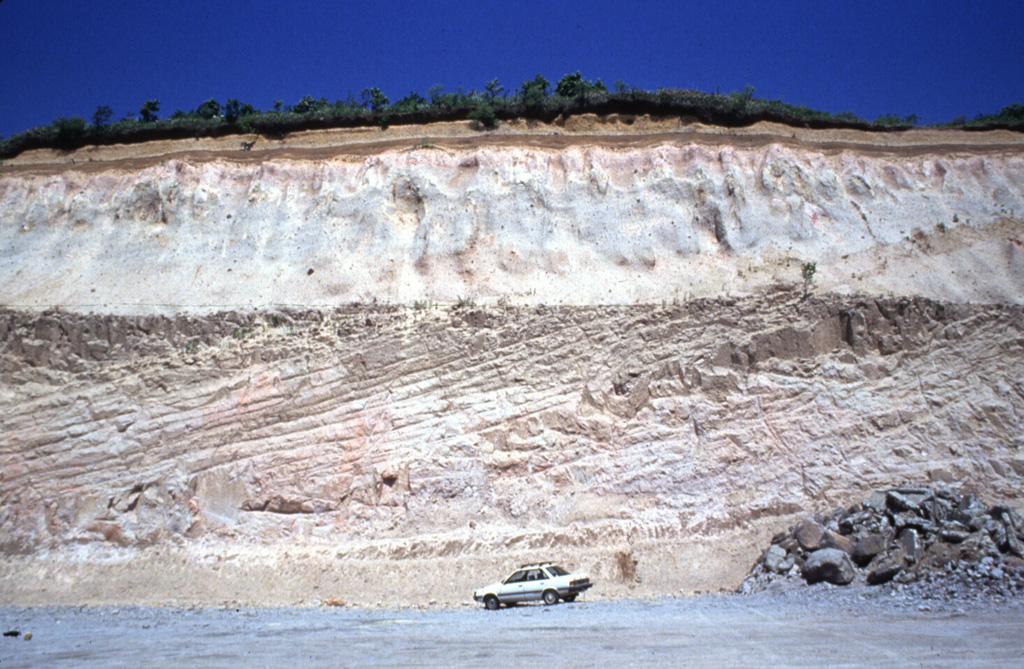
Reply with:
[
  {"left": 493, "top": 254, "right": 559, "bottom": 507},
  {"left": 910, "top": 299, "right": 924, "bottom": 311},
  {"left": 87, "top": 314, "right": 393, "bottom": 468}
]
[
  {"left": 1, "top": 118, "right": 1023, "bottom": 606},
  {"left": 3, "top": 119, "right": 1024, "bottom": 310}
]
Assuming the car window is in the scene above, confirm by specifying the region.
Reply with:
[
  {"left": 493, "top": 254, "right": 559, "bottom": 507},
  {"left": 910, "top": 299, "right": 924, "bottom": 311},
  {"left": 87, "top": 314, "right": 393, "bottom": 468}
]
[
  {"left": 546, "top": 566, "right": 568, "bottom": 576},
  {"left": 504, "top": 570, "right": 527, "bottom": 584},
  {"left": 528, "top": 569, "right": 544, "bottom": 580}
]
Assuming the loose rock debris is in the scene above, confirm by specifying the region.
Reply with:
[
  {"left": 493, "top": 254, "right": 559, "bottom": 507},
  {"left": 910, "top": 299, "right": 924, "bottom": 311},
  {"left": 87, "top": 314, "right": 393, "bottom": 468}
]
[{"left": 740, "top": 486, "right": 1024, "bottom": 603}]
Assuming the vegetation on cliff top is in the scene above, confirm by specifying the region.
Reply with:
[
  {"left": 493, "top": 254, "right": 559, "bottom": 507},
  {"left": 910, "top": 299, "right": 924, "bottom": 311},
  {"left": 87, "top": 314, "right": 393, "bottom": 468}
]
[{"left": 1, "top": 73, "right": 1022, "bottom": 160}]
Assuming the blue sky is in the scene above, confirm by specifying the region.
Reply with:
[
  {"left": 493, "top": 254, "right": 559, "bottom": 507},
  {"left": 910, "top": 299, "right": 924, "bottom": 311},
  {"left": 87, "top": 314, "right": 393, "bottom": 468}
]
[{"left": 1, "top": 0, "right": 1022, "bottom": 137}]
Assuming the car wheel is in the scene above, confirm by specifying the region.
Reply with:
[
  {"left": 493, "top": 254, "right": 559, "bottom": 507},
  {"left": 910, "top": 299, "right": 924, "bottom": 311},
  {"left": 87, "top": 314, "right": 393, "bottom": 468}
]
[
  {"left": 484, "top": 595, "right": 500, "bottom": 611},
  {"left": 564, "top": 594, "right": 577, "bottom": 602},
  {"left": 542, "top": 590, "right": 559, "bottom": 605}
]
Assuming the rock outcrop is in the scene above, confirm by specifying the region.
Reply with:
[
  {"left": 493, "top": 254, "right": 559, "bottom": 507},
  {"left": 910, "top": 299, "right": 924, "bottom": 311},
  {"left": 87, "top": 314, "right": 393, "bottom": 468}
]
[
  {"left": 1, "top": 291, "right": 1023, "bottom": 604},
  {"left": 2, "top": 121, "right": 1023, "bottom": 310},
  {"left": 1, "top": 119, "right": 1023, "bottom": 605}
]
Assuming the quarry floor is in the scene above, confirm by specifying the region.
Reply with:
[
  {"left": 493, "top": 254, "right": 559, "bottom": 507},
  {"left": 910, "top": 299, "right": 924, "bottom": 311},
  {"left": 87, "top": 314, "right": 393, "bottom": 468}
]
[{"left": 2, "top": 590, "right": 1023, "bottom": 668}]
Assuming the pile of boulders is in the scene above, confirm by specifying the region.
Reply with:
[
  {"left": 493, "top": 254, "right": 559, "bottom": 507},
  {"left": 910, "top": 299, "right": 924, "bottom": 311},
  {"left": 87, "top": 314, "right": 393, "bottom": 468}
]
[{"left": 739, "top": 486, "right": 1024, "bottom": 600}]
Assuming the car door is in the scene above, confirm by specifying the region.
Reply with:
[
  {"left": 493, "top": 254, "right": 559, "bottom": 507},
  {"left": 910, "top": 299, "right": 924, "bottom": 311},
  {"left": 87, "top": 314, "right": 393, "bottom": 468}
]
[
  {"left": 499, "top": 570, "right": 529, "bottom": 602},
  {"left": 533, "top": 568, "right": 555, "bottom": 600},
  {"left": 518, "top": 569, "right": 547, "bottom": 602}
]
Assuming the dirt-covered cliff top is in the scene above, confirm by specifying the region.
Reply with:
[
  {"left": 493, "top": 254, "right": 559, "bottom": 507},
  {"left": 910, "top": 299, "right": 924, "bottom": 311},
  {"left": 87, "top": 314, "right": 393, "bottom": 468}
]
[{"left": 4, "top": 115, "right": 1024, "bottom": 172}]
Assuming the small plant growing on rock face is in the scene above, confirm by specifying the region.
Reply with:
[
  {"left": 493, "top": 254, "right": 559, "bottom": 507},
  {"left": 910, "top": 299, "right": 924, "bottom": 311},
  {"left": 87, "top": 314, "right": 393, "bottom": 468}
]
[
  {"left": 801, "top": 261, "right": 817, "bottom": 298},
  {"left": 615, "top": 550, "right": 638, "bottom": 582},
  {"left": 468, "top": 101, "right": 497, "bottom": 129}
]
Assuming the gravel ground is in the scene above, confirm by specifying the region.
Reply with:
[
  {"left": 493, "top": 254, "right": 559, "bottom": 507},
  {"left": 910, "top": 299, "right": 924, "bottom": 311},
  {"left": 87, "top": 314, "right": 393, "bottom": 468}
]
[{"left": 2, "top": 587, "right": 1022, "bottom": 668}]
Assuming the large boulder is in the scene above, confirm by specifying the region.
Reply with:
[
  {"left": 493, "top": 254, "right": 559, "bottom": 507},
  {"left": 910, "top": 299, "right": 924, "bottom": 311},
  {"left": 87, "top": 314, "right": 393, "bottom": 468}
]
[
  {"left": 852, "top": 533, "right": 887, "bottom": 567},
  {"left": 899, "top": 528, "right": 922, "bottom": 562},
  {"left": 802, "top": 548, "right": 855, "bottom": 585},
  {"left": 794, "top": 519, "right": 826, "bottom": 551},
  {"left": 867, "top": 563, "right": 903, "bottom": 585},
  {"left": 823, "top": 530, "right": 854, "bottom": 554}
]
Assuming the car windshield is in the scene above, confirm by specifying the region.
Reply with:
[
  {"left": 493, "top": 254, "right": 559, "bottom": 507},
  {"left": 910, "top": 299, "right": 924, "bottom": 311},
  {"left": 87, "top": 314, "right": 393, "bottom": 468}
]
[{"left": 546, "top": 565, "right": 568, "bottom": 576}]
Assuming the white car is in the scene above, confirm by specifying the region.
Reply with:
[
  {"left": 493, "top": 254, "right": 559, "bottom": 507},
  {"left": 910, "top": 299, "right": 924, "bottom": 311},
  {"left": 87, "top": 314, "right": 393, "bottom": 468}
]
[{"left": 473, "top": 562, "right": 593, "bottom": 609}]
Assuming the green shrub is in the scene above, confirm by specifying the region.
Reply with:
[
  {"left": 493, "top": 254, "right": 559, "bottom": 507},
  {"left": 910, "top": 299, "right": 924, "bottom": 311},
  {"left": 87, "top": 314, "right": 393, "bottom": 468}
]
[
  {"left": 91, "top": 105, "right": 113, "bottom": 128},
  {"left": 801, "top": 261, "right": 817, "bottom": 297},
  {"left": 360, "top": 88, "right": 389, "bottom": 111},
  {"left": 519, "top": 74, "right": 550, "bottom": 109},
  {"left": 728, "top": 86, "right": 755, "bottom": 112},
  {"left": 392, "top": 92, "right": 426, "bottom": 112},
  {"left": 874, "top": 113, "right": 917, "bottom": 127},
  {"left": 52, "top": 116, "right": 87, "bottom": 149},
  {"left": 484, "top": 79, "right": 504, "bottom": 100},
  {"left": 224, "top": 99, "right": 240, "bottom": 123},
  {"left": 556, "top": 72, "right": 589, "bottom": 98},
  {"left": 468, "top": 101, "right": 497, "bottom": 129},
  {"left": 139, "top": 100, "right": 160, "bottom": 123},
  {"left": 196, "top": 99, "right": 221, "bottom": 120}
]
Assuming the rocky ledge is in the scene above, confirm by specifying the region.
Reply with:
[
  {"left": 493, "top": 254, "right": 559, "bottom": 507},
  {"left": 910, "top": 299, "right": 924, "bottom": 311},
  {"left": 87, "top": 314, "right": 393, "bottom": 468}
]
[{"left": 740, "top": 486, "right": 1024, "bottom": 604}]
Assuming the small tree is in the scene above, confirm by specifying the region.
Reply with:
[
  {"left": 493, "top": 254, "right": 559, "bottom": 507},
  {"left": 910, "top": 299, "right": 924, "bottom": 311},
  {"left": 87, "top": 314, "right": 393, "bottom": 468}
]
[
  {"left": 556, "top": 72, "right": 607, "bottom": 101},
  {"left": 139, "top": 99, "right": 160, "bottom": 123},
  {"left": 519, "top": 74, "right": 550, "bottom": 109},
  {"left": 729, "top": 85, "right": 755, "bottom": 112},
  {"left": 469, "top": 100, "right": 497, "bottom": 129},
  {"left": 995, "top": 103, "right": 1024, "bottom": 124},
  {"left": 291, "top": 96, "right": 314, "bottom": 114},
  {"left": 484, "top": 78, "right": 504, "bottom": 100},
  {"left": 91, "top": 105, "right": 113, "bottom": 128},
  {"left": 801, "top": 261, "right": 817, "bottom": 298},
  {"left": 392, "top": 92, "right": 426, "bottom": 112},
  {"left": 360, "top": 87, "right": 389, "bottom": 111},
  {"left": 224, "top": 99, "right": 240, "bottom": 123},
  {"left": 196, "top": 98, "right": 221, "bottom": 120},
  {"left": 52, "top": 116, "right": 87, "bottom": 149},
  {"left": 556, "top": 72, "right": 583, "bottom": 98}
]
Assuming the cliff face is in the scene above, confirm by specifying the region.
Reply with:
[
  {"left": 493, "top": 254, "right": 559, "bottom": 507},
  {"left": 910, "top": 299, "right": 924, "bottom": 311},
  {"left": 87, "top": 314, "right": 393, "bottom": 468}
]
[
  {"left": 1, "top": 119, "right": 1023, "bottom": 606},
  {"left": 2, "top": 125, "right": 1023, "bottom": 309}
]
